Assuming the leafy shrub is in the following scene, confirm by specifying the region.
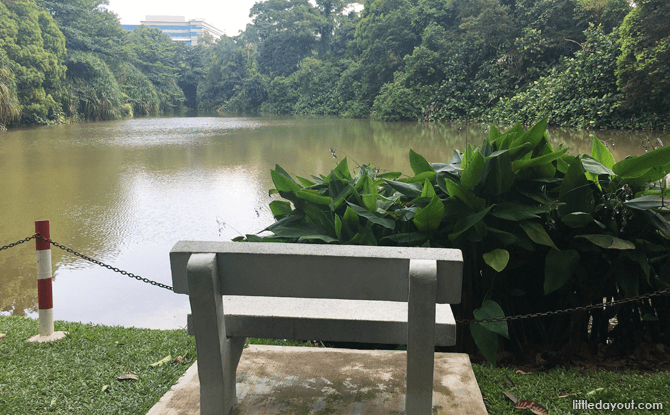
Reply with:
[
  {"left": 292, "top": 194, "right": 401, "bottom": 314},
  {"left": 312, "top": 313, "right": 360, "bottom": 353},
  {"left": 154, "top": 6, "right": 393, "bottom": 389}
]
[
  {"left": 62, "top": 51, "right": 124, "bottom": 121},
  {"left": 238, "top": 119, "right": 670, "bottom": 365},
  {"left": 370, "top": 77, "right": 422, "bottom": 122},
  {"left": 113, "top": 62, "right": 160, "bottom": 116},
  {"left": 488, "top": 24, "right": 623, "bottom": 128},
  {"left": 0, "top": 49, "right": 20, "bottom": 128}
]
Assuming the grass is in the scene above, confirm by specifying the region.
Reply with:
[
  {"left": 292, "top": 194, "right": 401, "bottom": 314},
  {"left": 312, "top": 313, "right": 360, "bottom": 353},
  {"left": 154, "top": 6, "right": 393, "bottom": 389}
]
[
  {"left": 473, "top": 364, "right": 670, "bottom": 414},
  {"left": 2, "top": 315, "right": 668, "bottom": 414},
  {"left": 0, "top": 315, "right": 196, "bottom": 415}
]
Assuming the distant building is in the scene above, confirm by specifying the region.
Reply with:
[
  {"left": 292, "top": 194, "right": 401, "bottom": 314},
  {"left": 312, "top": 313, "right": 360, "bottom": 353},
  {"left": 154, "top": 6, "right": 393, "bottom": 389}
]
[{"left": 121, "top": 15, "right": 223, "bottom": 46}]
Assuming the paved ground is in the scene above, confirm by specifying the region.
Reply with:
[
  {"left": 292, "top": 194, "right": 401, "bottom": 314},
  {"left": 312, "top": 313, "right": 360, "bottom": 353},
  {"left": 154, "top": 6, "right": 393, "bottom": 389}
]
[{"left": 147, "top": 345, "right": 488, "bottom": 415}]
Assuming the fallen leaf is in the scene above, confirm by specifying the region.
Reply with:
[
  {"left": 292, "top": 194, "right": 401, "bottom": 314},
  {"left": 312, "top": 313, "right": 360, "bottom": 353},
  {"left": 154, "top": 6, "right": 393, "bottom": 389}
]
[
  {"left": 558, "top": 392, "right": 581, "bottom": 398},
  {"left": 586, "top": 387, "right": 604, "bottom": 396},
  {"left": 514, "top": 400, "right": 548, "bottom": 414},
  {"left": 0, "top": 332, "right": 6, "bottom": 341},
  {"left": 150, "top": 355, "right": 171, "bottom": 367},
  {"left": 515, "top": 370, "right": 532, "bottom": 375},
  {"left": 117, "top": 374, "right": 138, "bottom": 381},
  {"left": 174, "top": 355, "right": 184, "bottom": 364},
  {"left": 101, "top": 385, "right": 109, "bottom": 393},
  {"left": 504, "top": 375, "right": 516, "bottom": 387},
  {"left": 503, "top": 391, "right": 518, "bottom": 403}
]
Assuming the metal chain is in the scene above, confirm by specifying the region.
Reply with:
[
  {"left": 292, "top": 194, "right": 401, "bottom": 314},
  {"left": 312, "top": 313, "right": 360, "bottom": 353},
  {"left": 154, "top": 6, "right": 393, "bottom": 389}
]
[
  {"left": 457, "top": 286, "right": 670, "bottom": 325},
  {"left": 0, "top": 235, "right": 37, "bottom": 252},
  {"left": 4, "top": 234, "right": 669, "bottom": 316},
  {"left": 35, "top": 234, "right": 173, "bottom": 291}
]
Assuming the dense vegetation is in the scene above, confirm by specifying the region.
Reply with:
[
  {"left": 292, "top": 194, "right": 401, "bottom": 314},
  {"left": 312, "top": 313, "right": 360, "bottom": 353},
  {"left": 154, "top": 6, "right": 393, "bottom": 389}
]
[
  {"left": 0, "top": 0, "right": 667, "bottom": 130},
  {"left": 238, "top": 119, "right": 670, "bottom": 364}
]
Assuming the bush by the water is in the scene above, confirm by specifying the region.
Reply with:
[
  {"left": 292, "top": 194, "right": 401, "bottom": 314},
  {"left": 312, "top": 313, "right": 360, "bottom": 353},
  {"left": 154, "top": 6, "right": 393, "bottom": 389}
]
[{"left": 237, "top": 120, "right": 670, "bottom": 365}]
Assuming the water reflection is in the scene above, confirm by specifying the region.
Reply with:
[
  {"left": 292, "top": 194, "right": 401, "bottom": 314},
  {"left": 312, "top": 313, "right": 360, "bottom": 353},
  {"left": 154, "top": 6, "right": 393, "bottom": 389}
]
[{"left": 1, "top": 115, "right": 667, "bottom": 328}]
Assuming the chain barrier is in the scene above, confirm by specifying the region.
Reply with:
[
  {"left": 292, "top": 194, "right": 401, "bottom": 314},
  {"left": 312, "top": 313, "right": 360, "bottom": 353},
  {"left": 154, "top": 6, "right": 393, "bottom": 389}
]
[
  {"left": 0, "top": 235, "right": 37, "bottom": 252},
  {"left": 36, "top": 235, "right": 173, "bottom": 291},
  {"left": 1, "top": 233, "right": 173, "bottom": 291},
  {"left": 3, "top": 234, "right": 670, "bottom": 318},
  {"left": 456, "top": 286, "right": 670, "bottom": 325}
]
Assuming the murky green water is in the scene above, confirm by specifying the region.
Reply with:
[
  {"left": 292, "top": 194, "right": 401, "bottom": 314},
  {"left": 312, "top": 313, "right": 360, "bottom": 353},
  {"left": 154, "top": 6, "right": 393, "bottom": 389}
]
[{"left": 1, "top": 114, "right": 667, "bottom": 329}]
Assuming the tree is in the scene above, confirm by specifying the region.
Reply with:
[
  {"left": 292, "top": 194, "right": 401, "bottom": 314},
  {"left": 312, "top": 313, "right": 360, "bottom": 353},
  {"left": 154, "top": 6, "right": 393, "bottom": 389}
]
[
  {"left": 36, "top": 0, "right": 127, "bottom": 59},
  {"left": 61, "top": 51, "right": 124, "bottom": 120},
  {"left": 175, "top": 42, "right": 208, "bottom": 109},
  {"left": 0, "top": 49, "right": 20, "bottom": 128},
  {"left": 0, "top": 0, "right": 67, "bottom": 125},
  {"left": 198, "top": 35, "right": 249, "bottom": 110},
  {"left": 349, "top": 0, "right": 420, "bottom": 106},
  {"left": 616, "top": 0, "right": 670, "bottom": 122},
  {"left": 125, "top": 25, "right": 184, "bottom": 112}
]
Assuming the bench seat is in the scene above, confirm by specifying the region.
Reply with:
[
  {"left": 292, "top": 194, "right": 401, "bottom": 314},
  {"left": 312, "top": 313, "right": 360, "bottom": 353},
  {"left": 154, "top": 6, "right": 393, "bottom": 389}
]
[
  {"left": 171, "top": 241, "right": 464, "bottom": 415},
  {"left": 214, "top": 296, "right": 457, "bottom": 346}
]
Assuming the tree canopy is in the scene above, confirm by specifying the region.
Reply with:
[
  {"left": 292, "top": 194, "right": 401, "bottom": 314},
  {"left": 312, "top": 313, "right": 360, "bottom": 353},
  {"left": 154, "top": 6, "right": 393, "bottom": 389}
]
[{"left": 3, "top": 0, "right": 669, "bottom": 130}]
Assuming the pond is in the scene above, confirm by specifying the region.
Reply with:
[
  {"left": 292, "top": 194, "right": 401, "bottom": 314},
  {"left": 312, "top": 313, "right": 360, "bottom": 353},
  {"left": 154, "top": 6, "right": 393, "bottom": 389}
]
[{"left": 1, "top": 114, "right": 667, "bottom": 329}]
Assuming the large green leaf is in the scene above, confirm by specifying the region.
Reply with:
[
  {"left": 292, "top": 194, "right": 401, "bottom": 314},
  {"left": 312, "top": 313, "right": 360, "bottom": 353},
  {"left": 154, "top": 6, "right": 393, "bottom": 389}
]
[
  {"left": 269, "top": 200, "right": 292, "bottom": 217},
  {"left": 612, "top": 145, "right": 670, "bottom": 178},
  {"left": 420, "top": 179, "right": 436, "bottom": 198},
  {"left": 488, "top": 227, "right": 518, "bottom": 245},
  {"left": 333, "top": 157, "right": 352, "bottom": 180},
  {"left": 483, "top": 249, "right": 510, "bottom": 272},
  {"left": 510, "top": 118, "right": 547, "bottom": 153},
  {"left": 266, "top": 222, "right": 323, "bottom": 238},
  {"left": 641, "top": 210, "right": 670, "bottom": 239},
  {"left": 360, "top": 174, "right": 378, "bottom": 212},
  {"left": 296, "top": 175, "right": 316, "bottom": 187},
  {"left": 342, "top": 205, "right": 359, "bottom": 229},
  {"left": 346, "top": 202, "right": 395, "bottom": 229},
  {"left": 560, "top": 212, "right": 594, "bottom": 228},
  {"left": 490, "top": 202, "right": 544, "bottom": 221},
  {"left": 485, "top": 152, "right": 513, "bottom": 195},
  {"left": 409, "top": 149, "right": 434, "bottom": 175},
  {"left": 624, "top": 195, "right": 669, "bottom": 210},
  {"left": 488, "top": 125, "right": 502, "bottom": 142},
  {"left": 461, "top": 151, "right": 486, "bottom": 189},
  {"left": 581, "top": 155, "right": 614, "bottom": 176},
  {"left": 401, "top": 171, "right": 437, "bottom": 183},
  {"left": 576, "top": 234, "right": 635, "bottom": 250},
  {"left": 381, "top": 232, "right": 428, "bottom": 243},
  {"left": 591, "top": 137, "right": 615, "bottom": 169},
  {"left": 449, "top": 206, "right": 493, "bottom": 240},
  {"left": 271, "top": 169, "right": 302, "bottom": 193},
  {"left": 519, "top": 221, "right": 558, "bottom": 250},
  {"left": 511, "top": 148, "right": 568, "bottom": 172},
  {"left": 474, "top": 300, "right": 509, "bottom": 339},
  {"left": 296, "top": 190, "right": 333, "bottom": 205},
  {"left": 559, "top": 156, "right": 595, "bottom": 216},
  {"left": 334, "top": 214, "right": 343, "bottom": 240},
  {"left": 385, "top": 180, "right": 423, "bottom": 198},
  {"left": 470, "top": 322, "right": 498, "bottom": 367},
  {"left": 376, "top": 171, "right": 402, "bottom": 180},
  {"left": 298, "top": 234, "right": 338, "bottom": 243},
  {"left": 274, "top": 165, "right": 297, "bottom": 182},
  {"left": 544, "top": 249, "right": 580, "bottom": 294},
  {"left": 413, "top": 195, "right": 445, "bottom": 232}
]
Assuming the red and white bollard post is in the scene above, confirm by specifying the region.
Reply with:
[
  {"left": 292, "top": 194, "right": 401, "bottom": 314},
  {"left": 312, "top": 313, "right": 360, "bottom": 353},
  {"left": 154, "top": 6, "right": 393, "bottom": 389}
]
[{"left": 27, "top": 220, "right": 66, "bottom": 343}]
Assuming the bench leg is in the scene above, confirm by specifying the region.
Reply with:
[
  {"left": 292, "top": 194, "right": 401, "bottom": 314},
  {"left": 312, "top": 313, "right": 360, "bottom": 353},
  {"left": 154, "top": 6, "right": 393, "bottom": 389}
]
[
  {"left": 406, "top": 259, "right": 437, "bottom": 415},
  {"left": 223, "top": 336, "right": 246, "bottom": 407},
  {"left": 187, "top": 253, "right": 239, "bottom": 415}
]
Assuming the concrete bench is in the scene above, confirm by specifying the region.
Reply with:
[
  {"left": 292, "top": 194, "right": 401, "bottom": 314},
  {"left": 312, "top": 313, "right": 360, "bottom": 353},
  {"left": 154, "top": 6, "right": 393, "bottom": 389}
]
[{"left": 170, "top": 241, "right": 463, "bottom": 415}]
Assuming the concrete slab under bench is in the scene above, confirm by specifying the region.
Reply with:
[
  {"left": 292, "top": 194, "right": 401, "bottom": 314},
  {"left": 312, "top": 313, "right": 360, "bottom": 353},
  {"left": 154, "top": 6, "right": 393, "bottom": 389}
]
[{"left": 147, "top": 345, "right": 488, "bottom": 415}]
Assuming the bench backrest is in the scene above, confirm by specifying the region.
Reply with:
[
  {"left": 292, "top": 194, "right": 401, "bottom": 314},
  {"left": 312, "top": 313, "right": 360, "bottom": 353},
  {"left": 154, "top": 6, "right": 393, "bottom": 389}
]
[{"left": 170, "top": 241, "right": 463, "bottom": 304}]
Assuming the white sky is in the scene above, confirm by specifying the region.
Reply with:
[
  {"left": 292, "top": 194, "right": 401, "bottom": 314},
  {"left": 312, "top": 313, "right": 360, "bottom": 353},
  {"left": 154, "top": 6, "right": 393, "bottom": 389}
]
[{"left": 105, "top": 0, "right": 260, "bottom": 36}]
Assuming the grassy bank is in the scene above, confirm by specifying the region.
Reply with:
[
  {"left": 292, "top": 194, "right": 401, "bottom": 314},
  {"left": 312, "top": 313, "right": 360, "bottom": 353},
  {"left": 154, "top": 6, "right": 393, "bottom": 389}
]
[
  {"left": 2, "top": 315, "right": 668, "bottom": 414},
  {"left": 0, "top": 315, "right": 196, "bottom": 414}
]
